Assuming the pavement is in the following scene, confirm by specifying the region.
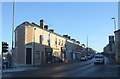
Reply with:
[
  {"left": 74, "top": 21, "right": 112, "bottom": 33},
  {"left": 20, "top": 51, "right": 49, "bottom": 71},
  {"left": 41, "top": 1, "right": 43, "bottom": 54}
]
[
  {"left": 2, "top": 61, "right": 75, "bottom": 73},
  {"left": 2, "top": 66, "right": 40, "bottom": 73}
]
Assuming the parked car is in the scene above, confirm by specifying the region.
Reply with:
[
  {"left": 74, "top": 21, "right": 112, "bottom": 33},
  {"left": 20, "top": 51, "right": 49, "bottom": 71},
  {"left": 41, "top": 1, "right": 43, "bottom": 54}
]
[
  {"left": 80, "top": 55, "right": 88, "bottom": 61},
  {"left": 86, "top": 54, "right": 92, "bottom": 59},
  {"left": 52, "top": 56, "right": 63, "bottom": 63},
  {"left": 94, "top": 54, "right": 104, "bottom": 64}
]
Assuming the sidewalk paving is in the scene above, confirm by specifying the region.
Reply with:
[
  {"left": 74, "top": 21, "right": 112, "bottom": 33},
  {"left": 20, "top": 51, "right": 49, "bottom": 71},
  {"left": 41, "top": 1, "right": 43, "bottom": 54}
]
[
  {"left": 2, "top": 66, "right": 40, "bottom": 73},
  {"left": 2, "top": 61, "right": 76, "bottom": 73}
]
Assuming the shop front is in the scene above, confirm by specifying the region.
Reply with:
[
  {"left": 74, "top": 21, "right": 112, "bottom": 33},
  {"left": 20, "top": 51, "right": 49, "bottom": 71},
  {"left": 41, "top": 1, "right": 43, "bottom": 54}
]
[
  {"left": 45, "top": 48, "right": 53, "bottom": 63},
  {"left": 61, "top": 47, "right": 66, "bottom": 61}
]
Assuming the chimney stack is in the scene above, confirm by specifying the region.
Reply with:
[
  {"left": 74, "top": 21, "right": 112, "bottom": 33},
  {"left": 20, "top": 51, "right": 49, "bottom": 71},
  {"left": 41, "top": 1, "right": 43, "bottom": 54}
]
[
  {"left": 49, "top": 29, "right": 54, "bottom": 32},
  {"left": 109, "top": 36, "right": 114, "bottom": 44},
  {"left": 68, "top": 36, "right": 70, "bottom": 39},
  {"left": 63, "top": 35, "right": 68, "bottom": 38},
  {"left": 71, "top": 39, "right": 76, "bottom": 41},
  {"left": 44, "top": 25, "right": 48, "bottom": 30},
  {"left": 40, "top": 19, "right": 44, "bottom": 29}
]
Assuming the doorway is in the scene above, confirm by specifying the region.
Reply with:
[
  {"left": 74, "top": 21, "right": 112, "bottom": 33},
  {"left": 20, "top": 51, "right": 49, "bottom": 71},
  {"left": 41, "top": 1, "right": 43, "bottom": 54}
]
[{"left": 26, "top": 48, "right": 32, "bottom": 64}]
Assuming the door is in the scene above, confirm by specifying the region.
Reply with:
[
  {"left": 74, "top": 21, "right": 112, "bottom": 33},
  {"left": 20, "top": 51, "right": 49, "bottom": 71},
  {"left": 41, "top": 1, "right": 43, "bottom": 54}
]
[
  {"left": 26, "top": 48, "right": 32, "bottom": 64},
  {"left": 41, "top": 51, "right": 44, "bottom": 63}
]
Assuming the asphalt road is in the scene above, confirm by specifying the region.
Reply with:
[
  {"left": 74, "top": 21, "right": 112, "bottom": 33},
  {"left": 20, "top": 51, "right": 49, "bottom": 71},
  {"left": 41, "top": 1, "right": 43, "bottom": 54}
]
[{"left": 2, "top": 56, "right": 120, "bottom": 77}]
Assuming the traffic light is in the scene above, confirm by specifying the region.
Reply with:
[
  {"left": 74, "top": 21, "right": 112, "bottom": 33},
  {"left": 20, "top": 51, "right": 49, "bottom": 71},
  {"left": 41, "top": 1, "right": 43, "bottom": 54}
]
[{"left": 2, "top": 42, "right": 9, "bottom": 53}]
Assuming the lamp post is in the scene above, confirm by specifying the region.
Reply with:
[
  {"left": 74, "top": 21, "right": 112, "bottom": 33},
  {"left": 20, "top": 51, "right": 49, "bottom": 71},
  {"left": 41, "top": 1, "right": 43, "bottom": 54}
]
[
  {"left": 11, "top": 0, "right": 15, "bottom": 68},
  {"left": 111, "top": 17, "right": 116, "bottom": 31},
  {"left": 110, "top": 17, "right": 116, "bottom": 64},
  {"left": 12, "top": 0, "right": 15, "bottom": 50},
  {"left": 33, "top": 28, "right": 36, "bottom": 66}
]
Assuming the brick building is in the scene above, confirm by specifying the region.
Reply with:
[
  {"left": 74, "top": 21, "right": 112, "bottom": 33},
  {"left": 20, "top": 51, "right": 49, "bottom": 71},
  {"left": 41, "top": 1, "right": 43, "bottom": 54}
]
[{"left": 13, "top": 19, "right": 85, "bottom": 67}]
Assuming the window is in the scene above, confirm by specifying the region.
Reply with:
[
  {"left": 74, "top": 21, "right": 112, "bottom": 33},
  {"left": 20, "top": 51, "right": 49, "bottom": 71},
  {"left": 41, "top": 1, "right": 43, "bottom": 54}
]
[
  {"left": 40, "top": 35, "right": 44, "bottom": 43},
  {"left": 61, "top": 40, "right": 63, "bottom": 46},
  {"left": 55, "top": 38, "right": 57, "bottom": 45},
  {"left": 47, "top": 37, "right": 50, "bottom": 46},
  {"left": 47, "top": 37, "right": 50, "bottom": 43},
  {"left": 35, "top": 51, "right": 40, "bottom": 60},
  {"left": 59, "top": 39, "right": 60, "bottom": 45}
]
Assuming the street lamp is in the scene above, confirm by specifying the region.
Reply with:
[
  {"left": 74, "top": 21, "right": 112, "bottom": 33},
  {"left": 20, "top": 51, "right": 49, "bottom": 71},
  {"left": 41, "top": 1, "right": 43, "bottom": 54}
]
[
  {"left": 11, "top": 0, "right": 15, "bottom": 68},
  {"left": 111, "top": 17, "right": 116, "bottom": 31},
  {"left": 33, "top": 28, "right": 36, "bottom": 66}
]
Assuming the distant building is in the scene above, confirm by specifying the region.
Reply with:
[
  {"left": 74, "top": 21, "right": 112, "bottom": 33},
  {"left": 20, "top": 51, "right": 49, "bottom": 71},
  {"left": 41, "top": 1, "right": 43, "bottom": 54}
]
[
  {"left": 114, "top": 29, "right": 120, "bottom": 63},
  {"left": 103, "top": 36, "right": 115, "bottom": 56},
  {"left": 113, "top": 1, "right": 120, "bottom": 64},
  {"left": 13, "top": 19, "right": 87, "bottom": 67}
]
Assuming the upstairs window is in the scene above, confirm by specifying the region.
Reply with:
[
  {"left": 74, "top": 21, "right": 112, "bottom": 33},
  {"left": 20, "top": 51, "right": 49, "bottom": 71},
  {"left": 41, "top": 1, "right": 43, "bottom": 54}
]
[
  {"left": 40, "top": 35, "right": 44, "bottom": 44},
  {"left": 55, "top": 38, "right": 57, "bottom": 45},
  {"left": 47, "top": 37, "right": 50, "bottom": 46},
  {"left": 59, "top": 39, "right": 60, "bottom": 45},
  {"left": 47, "top": 37, "right": 50, "bottom": 43}
]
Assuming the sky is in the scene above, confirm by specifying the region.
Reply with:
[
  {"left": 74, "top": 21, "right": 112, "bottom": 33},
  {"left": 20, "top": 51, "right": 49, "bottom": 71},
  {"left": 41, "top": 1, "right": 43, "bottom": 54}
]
[{"left": 2, "top": 2, "right": 118, "bottom": 52}]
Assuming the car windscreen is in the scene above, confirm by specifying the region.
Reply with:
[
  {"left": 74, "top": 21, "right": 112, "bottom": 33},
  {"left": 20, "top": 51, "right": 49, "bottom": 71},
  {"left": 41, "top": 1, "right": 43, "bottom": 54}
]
[
  {"left": 81, "top": 56, "right": 85, "bottom": 57},
  {"left": 95, "top": 56, "right": 103, "bottom": 58}
]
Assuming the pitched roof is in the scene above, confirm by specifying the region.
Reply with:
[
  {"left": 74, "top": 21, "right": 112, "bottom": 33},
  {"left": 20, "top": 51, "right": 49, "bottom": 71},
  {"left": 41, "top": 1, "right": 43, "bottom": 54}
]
[
  {"left": 15, "top": 21, "right": 81, "bottom": 45},
  {"left": 15, "top": 21, "right": 32, "bottom": 31}
]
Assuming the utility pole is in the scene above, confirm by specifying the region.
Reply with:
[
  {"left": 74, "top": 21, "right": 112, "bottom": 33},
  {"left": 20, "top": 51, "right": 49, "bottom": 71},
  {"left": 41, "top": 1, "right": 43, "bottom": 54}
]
[
  {"left": 111, "top": 17, "right": 116, "bottom": 64},
  {"left": 11, "top": 0, "right": 15, "bottom": 68},
  {"left": 12, "top": 0, "right": 15, "bottom": 50},
  {"left": 33, "top": 28, "right": 36, "bottom": 66}
]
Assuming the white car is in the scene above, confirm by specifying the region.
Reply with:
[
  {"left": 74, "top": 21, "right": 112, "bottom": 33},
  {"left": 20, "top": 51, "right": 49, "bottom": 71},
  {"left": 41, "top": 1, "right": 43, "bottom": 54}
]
[
  {"left": 94, "top": 54, "right": 104, "bottom": 64},
  {"left": 80, "top": 56, "right": 88, "bottom": 61}
]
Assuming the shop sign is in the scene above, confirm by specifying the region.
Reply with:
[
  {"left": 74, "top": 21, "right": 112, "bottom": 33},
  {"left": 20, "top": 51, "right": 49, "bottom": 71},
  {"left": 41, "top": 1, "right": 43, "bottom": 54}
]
[
  {"left": 53, "top": 48, "right": 59, "bottom": 50},
  {"left": 45, "top": 48, "right": 52, "bottom": 52}
]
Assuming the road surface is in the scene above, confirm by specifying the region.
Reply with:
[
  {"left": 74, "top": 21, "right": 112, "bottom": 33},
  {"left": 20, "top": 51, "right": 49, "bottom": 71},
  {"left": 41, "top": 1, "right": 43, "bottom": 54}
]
[{"left": 2, "top": 56, "right": 120, "bottom": 77}]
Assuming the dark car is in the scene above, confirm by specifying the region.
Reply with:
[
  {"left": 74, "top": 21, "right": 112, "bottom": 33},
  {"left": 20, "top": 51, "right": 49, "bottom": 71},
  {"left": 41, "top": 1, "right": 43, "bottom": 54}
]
[
  {"left": 52, "top": 56, "right": 63, "bottom": 63},
  {"left": 80, "top": 55, "right": 88, "bottom": 61},
  {"left": 86, "top": 54, "right": 92, "bottom": 59}
]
